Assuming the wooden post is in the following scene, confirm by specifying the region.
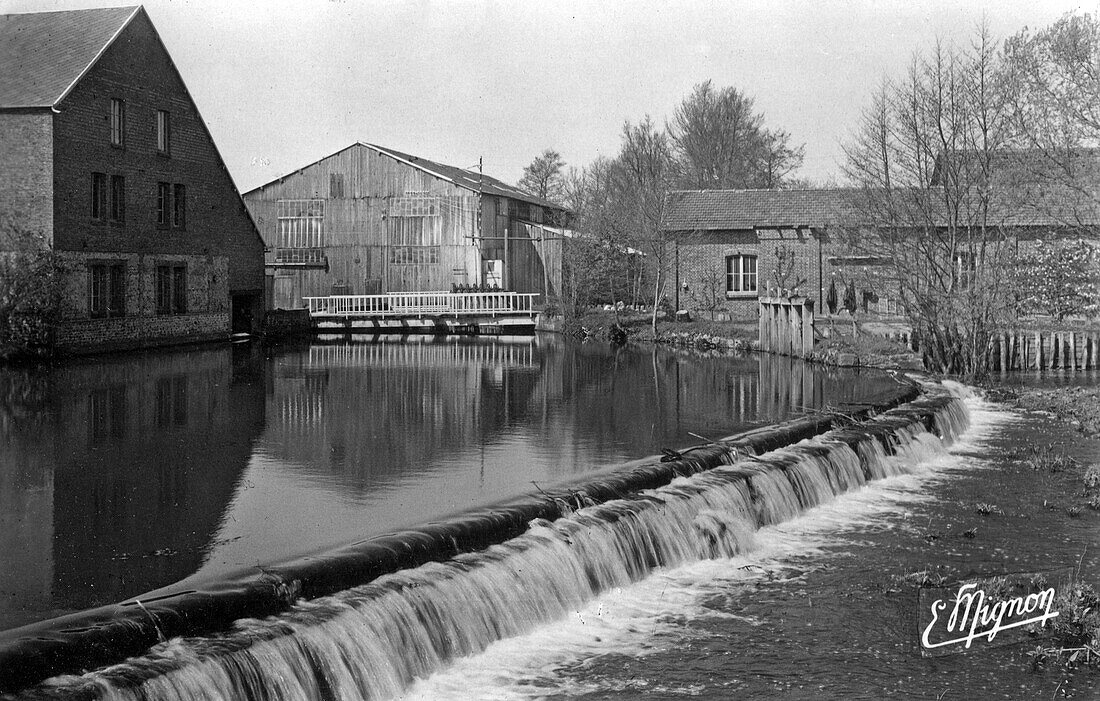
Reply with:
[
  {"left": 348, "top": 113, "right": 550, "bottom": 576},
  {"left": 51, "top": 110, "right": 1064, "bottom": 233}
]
[
  {"left": 1070, "top": 332, "right": 1078, "bottom": 371},
  {"left": 759, "top": 298, "right": 768, "bottom": 353},
  {"left": 1034, "top": 331, "right": 1042, "bottom": 371},
  {"left": 802, "top": 300, "right": 815, "bottom": 357}
]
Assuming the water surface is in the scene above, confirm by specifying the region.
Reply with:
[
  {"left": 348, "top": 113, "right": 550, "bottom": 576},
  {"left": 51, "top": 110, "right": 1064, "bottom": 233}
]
[{"left": 0, "top": 334, "right": 896, "bottom": 630}]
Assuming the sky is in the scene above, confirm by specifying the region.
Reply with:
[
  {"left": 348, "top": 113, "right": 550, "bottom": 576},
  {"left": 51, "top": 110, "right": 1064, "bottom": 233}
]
[{"left": 3, "top": 0, "right": 1095, "bottom": 192}]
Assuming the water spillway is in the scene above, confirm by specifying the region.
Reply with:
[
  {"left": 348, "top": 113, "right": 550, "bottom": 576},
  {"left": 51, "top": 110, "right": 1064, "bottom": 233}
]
[{"left": 0, "top": 386, "right": 973, "bottom": 700}]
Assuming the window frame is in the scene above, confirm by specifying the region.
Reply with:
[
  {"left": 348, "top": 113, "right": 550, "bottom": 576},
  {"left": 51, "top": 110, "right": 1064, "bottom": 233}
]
[
  {"left": 725, "top": 254, "right": 759, "bottom": 296},
  {"left": 156, "top": 110, "right": 171, "bottom": 155},
  {"left": 172, "top": 184, "right": 186, "bottom": 229},
  {"left": 155, "top": 263, "right": 188, "bottom": 315},
  {"left": 89, "top": 261, "right": 126, "bottom": 319},
  {"left": 276, "top": 198, "right": 325, "bottom": 248},
  {"left": 91, "top": 172, "right": 107, "bottom": 221},
  {"left": 156, "top": 182, "right": 171, "bottom": 227},
  {"left": 109, "top": 174, "right": 125, "bottom": 223},
  {"left": 110, "top": 98, "right": 125, "bottom": 147}
]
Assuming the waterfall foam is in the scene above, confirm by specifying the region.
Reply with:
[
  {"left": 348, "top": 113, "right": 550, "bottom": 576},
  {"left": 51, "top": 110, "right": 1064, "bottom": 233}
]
[{"left": 15, "top": 391, "right": 972, "bottom": 701}]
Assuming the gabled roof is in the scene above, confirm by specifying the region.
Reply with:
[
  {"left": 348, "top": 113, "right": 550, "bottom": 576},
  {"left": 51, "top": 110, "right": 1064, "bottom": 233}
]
[
  {"left": 664, "top": 185, "right": 1100, "bottom": 232},
  {"left": 0, "top": 6, "right": 140, "bottom": 109},
  {"left": 365, "top": 143, "right": 564, "bottom": 211},
  {"left": 663, "top": 188, "right": 861, "bottom": 230},
  {"left": 244, "top": 142, "right": 569, "bottom": 213}
]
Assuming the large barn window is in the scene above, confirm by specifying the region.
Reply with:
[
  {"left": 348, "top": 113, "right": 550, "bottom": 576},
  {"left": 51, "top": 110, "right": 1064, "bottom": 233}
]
[
  {"left": 390, "top": 246, "right": 440, "bottom": 265},
  {"left": 725, "top": 254, "right": 758, "bottom": 295},
  {"left": 388, "top": 194, "right": 441, "bottom": 263},
  {"left": 389, "top": 193, "right": 440, "bottom": 217},
  {"left": 277, "top": 199, "right": 324, "bottom": 248}
]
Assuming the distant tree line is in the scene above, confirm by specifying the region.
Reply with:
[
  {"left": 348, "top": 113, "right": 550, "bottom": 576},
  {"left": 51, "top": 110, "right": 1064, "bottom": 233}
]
[{"left": 518, "top": 81, "right": 805, "bottom": 330}]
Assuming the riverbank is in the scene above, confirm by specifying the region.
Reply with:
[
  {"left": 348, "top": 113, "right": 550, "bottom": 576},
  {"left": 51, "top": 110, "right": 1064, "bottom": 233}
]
[
  {"left": 551, "top": 310, "right": 923, "bottom": 370},
  {"left": 989, "top": 384, "right": 1100, "bottom": 438}
]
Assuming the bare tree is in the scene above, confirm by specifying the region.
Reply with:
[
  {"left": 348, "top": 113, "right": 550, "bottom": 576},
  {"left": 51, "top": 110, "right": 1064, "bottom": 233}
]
[
  {"left": 518, "top": 148, "right": 566, "bottom": 204},
  {"left": 609, "top": 117, "right": 675, "bottom": 333},
  {"left": 840, "top": 27, "right": 1019, "bottom": 376},
  {"left": 685, "top": 262, "right": 727, "bottom": 320}
]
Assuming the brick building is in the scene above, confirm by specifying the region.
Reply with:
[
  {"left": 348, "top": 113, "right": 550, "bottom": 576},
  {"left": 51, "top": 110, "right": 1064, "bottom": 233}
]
[
  {"left": 242, "top": 143, "right": 568, "bottom": 310},
  {"left": 664, "top": 151, "right": 1100, "bottom": 321},
  {"left": 0, "top": 6, "right": 265, "bottom": 354}
]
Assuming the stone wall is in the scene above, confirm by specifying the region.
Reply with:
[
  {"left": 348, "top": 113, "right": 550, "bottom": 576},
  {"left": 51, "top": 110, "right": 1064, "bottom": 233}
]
[{"left": 54, "top": 251, "right": 230, "bottom": 353}]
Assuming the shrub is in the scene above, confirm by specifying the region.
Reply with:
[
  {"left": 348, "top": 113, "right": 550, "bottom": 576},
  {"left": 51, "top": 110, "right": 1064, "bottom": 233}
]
[{"left": 0, "top": 226, "right": 64, "bottom": 362}]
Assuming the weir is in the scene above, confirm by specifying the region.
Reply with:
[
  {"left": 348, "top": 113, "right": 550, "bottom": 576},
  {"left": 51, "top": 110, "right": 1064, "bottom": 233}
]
[{"left": 0, "top": 382, "right": 973, "bottom": 699}]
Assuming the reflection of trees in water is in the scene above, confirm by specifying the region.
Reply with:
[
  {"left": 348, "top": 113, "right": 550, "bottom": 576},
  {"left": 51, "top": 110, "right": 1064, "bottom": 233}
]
[
  {"left": 262, "top": 339, "right": 543, "bottom": 491},
  {"left": 0, "top": 347, "right": 265, "bottom": 627},
  {"left": 262, "top": 337, "right": 902, "bottom": 490}
]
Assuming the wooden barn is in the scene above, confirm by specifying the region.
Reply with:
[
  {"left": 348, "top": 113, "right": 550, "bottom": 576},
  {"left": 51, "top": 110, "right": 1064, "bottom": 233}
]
[{"left": 242, "top": 143, "right": 568, "bottom": 310}]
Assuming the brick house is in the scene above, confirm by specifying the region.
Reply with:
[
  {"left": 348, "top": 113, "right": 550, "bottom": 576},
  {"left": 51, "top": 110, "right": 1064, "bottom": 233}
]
[
  {"left": 242, "top": 143, "right": 568, "bottom": 310},
  {"left": 664, "top": 151, "right": 1100, "bottom": 321},
  {"left": 0, "top": 6, "right": 265, "bottom": 354}
]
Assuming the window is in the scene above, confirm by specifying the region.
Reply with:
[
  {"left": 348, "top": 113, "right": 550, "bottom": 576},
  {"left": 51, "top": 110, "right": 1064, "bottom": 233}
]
[
  {"left": 91, "top": 172, "right": 107, "bottom": 220},
  {"left": 156, "top": 110, "right": 171, "bottom": 154},
  {"left": 390, "top": 246, "right": 439, "bottom": 265},
  {"left": 388, "top": 194, "right": 441, "bottom": 250},
  {"left": 110, "top": 175, "right": 125, "bottom": 223},
  {"left": 157, "top": 183, "right": 186, "bottom": 228},
  {"left": 110, "top": 98, "right": 125, "bottom": 147},
  {"left": 725, "top": 254, "right": 758, "bottom": 295},
  {"left": 89, "top": 262, "right": 126, "bottom": 318},
  {"left": 173, "top": 184, "right": 186, "bottom": 228},
  {"left": 954, "top": 251, "right": 976, "bottom": 289},
  {"left": 330, "top": 173, "right": 345, "bottom": 198},
  {"left": 157, "top": 182, "right": 171, "bottom": 225},
  {"left": 156, "top": 264, "right": 187, "bottom": 314},
  {"left": 389, "top": 194, "right": 440, "bottom": 217},
  {"left": 277, "top": 199, "right": 324, "bottom": 248}
]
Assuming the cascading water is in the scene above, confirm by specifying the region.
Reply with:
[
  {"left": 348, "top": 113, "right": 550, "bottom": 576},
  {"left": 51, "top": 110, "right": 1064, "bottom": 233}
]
[{"left": 18, "top": 393, "right": 970, "bottom": 701}]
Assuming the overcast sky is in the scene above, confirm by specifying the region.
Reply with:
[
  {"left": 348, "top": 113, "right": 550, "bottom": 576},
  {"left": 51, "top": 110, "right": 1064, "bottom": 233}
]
[{"left": 4, "top": 0, "right": 1095, "bottom": 191}]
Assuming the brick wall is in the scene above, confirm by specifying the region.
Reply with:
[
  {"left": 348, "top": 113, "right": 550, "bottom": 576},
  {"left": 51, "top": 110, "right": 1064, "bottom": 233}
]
[
  {"left": 0, "top": 111, "right": 53, "bottom": 245},
  {"left": 674, "top": 230, "right": 759, "bottom": 321},
  {"left": 51, "top": 12, "right": 264, "bottom": 301},
  {"left": 54, "top": 250, "right": 230, "bottom": 353}
]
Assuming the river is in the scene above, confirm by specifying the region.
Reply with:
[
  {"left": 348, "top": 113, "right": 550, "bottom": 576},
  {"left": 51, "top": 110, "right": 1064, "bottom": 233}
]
[{"left": 0, "top": 334, "right": 897, "bottom": 633}]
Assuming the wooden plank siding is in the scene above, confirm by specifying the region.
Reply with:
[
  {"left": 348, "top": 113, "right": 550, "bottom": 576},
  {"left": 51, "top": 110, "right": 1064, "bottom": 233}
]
[{"left": 244, "top": 144, "right": 563, "bottom": 309}]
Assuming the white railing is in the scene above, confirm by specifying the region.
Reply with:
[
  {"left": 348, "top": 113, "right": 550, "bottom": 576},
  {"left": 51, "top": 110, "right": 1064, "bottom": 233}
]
[{"left": 304, "top": 291, "right": 540, "bottom": 317}]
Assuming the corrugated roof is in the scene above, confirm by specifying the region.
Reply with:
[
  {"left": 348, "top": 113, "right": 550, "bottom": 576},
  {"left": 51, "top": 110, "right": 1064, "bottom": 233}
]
[
  {"left": 364, "top": 143, "right": 565, "bottom": 211},
  {"left": 0, "top": 6, "right": 139, "bottom": 109},
  {"left": 244, "top": 142, "right": 570, "bottom": 213}
]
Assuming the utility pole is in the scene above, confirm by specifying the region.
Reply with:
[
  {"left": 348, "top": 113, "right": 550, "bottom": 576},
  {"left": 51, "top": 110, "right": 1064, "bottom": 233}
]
[{"left": 476, "top": 157, "right": 483, "bottom": 286}]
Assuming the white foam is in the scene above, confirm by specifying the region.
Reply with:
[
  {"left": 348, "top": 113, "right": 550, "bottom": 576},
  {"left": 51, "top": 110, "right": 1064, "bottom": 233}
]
[{"left": 400, "top": 394, "right": 1013, "bottom": 701}]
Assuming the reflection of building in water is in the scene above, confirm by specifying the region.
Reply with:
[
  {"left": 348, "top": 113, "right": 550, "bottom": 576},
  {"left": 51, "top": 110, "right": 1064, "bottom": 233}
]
[
  {"left": 261, "top": 338, "right": 541, "bottom": 491},
  {"left": 0, "top": 347, "right": 264, "bottom": 630}
]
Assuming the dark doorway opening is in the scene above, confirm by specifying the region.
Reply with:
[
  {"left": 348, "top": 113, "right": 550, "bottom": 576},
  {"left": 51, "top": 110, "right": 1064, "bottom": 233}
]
[{"left": 231, "top": 294, "right": 256, "bottom": 334}]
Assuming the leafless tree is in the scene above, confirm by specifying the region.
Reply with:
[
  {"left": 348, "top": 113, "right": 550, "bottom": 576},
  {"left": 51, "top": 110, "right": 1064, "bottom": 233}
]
[
  {"left": 609, "top": 117, "right": 675, "bottom": 333},
  {"left": 518, "top": 148, "right": 566, "bottom": 204},
  {"left": 840, "top": 27, "right": 1019, "bottom": 376}
]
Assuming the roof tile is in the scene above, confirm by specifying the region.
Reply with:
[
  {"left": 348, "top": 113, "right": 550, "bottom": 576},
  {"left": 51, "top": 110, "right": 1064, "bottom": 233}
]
[{"left": 0, "top": 6, "right": 138, "bottom": 109}]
